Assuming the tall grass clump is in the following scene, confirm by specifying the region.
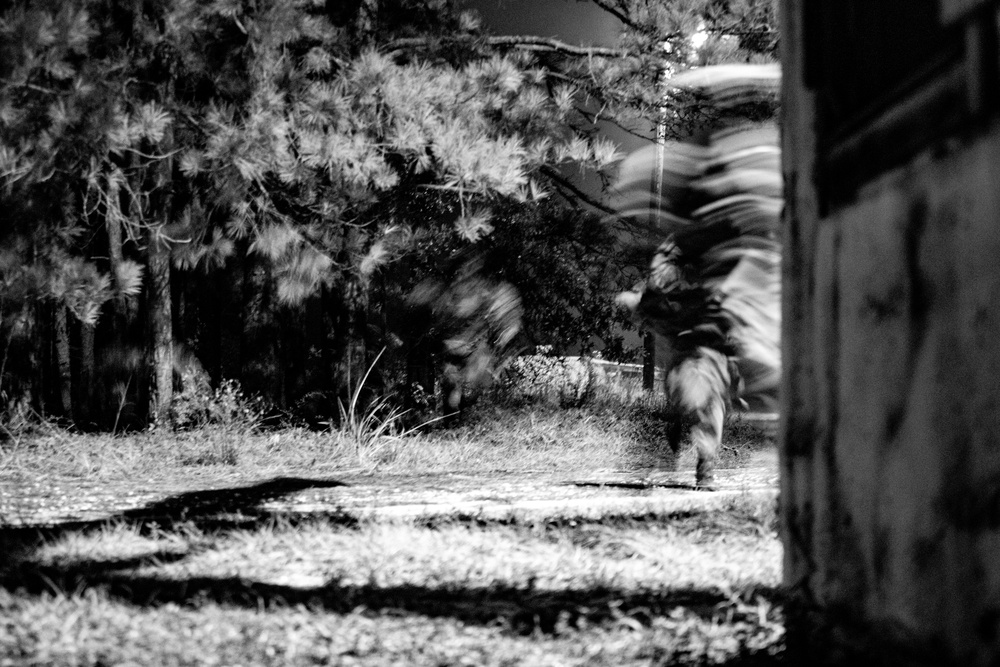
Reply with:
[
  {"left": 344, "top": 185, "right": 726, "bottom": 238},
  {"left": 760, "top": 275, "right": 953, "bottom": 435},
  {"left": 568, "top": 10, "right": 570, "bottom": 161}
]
[
  {"left": 332, "top": 349, "right": 444, "bottom": 470},
  {"left": 335, "top": 350, "right": 405, "bottom": 468},
  {"left": 171, "top": 372, "right": 267, "bottom": 466}
]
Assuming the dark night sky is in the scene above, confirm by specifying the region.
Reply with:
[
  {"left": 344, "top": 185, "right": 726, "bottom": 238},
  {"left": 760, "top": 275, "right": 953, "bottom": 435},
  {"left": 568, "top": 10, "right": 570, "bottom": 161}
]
[{"left": 463, "top": 0, "right": 622, "bottom": 45}]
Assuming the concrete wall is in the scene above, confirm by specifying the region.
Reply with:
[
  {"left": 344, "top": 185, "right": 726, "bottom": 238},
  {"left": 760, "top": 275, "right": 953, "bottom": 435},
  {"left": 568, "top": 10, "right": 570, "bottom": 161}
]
[{"left": 780, "top": 2, "right": 1000, "bottom": 664}]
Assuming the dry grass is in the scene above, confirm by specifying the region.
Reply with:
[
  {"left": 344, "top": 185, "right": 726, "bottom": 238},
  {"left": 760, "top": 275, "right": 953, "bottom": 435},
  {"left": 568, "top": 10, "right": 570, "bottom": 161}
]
[
  {"left": 0, "top": 355, "right": 777, "bottom": 481},
  {"left": 0, "top": 383, "right": 784, "bottom": 665},
  {"left": 25, "top": 497, "right": 779, "bottom": 593},
  {"left": 1, "top": 496, "right": 783, "bottom": 666},
  {"left": 0, "top": 400, "right": 670, "bottom": 481},
  {"left": 0, "top": 394, "right": 773, "bottom": 483},
  {"left": 0, "top": 590, "right": 783, "bottom": 666}
]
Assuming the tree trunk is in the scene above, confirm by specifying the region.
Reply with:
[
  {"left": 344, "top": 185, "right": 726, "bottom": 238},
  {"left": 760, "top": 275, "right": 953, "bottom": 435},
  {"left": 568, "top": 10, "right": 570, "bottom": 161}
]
[
  {"left": 105, "top": 170, "right": 132, "bottom": 321},
  {"left": 148, "top": 75, "right": 175, "bottom": 428},
  {"left": 148, "top": 234, "right": 173, "bottom": 427},
  {"left": 343, "top": 275, "right": 368, "bottom": 392},
  {"left": 642, "top": 330, "right": 656, "bottom": 391},
  {"left": 54, "top": 305, "right": 72, "bottom": 417},
  {"left": 405, "top": 344, "right": 436, "bottom": 409},
  {"left": 357, "top": 0, "right": 378, "bottom": 41},
  {"left": 106, "top": 171, "right": 124, "bottom": 278},
  {"left": 100, "top": 167, "right": 127, "bottom": 428},
  {"left": 241, "top": 257, "right": 273, "bottom": 398},
  {"left": 78, "top": 323, "right": 94, "bottom": 425}
]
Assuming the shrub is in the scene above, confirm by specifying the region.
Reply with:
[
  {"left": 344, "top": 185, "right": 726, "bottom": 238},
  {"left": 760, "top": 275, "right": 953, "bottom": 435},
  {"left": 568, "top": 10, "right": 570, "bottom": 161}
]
[
  {"left": 172, "top": 370, "right": 265, "bottom": 433},
  {"left": 496, "top": 347, "right": 607, "bottom": 408}
]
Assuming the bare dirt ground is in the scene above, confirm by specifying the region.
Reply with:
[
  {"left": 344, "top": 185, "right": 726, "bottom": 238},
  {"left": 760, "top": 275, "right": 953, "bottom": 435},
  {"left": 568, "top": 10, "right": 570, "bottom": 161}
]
[{"left": 0, "top": 448, "right": 778, "bottom": 530}]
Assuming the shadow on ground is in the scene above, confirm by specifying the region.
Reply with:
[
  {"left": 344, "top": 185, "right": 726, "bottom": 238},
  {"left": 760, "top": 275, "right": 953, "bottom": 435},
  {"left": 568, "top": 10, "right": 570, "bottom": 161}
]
[
  {"left": 4, "top": 554, "right": 782, "bottom": 633},
  {"left": 0, "top": 475, "right": 786, "bottom": 665},
  {"left": 1, "top": 475, "right": 353, "bottom": 537}
]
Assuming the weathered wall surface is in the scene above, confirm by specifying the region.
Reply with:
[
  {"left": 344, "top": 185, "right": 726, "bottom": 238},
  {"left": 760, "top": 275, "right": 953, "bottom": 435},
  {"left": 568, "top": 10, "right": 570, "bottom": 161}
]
[{"left": 781, "top": 3, "right": 1000, "bottom": 664}]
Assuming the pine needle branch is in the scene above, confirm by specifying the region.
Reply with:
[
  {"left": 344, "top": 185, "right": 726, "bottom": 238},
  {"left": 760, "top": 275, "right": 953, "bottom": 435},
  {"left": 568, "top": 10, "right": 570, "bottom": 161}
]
[
  {"left": 120, "top": 146, "right": 182, "bottom": 161},
  {"left": 1, "top": 80, "right": 59, "bottom": 95},
  {"left": 573, "top": 111, "right": 654, "bottom": 142},
  {"left": 384, "top": 35, "right": 628, "bottom": 58}
]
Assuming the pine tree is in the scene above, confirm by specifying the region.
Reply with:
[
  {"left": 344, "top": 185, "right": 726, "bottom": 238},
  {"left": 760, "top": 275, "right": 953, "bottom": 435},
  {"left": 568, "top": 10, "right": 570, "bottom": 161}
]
[
  {"left": 197, "top": 1, "right": 638, "bottom": 405},
  {"left": 0, "top": 1, "right": 133, "bottom": 423},
  {"left": 0, "top": 0, "right": 781, "bottom": 428}
]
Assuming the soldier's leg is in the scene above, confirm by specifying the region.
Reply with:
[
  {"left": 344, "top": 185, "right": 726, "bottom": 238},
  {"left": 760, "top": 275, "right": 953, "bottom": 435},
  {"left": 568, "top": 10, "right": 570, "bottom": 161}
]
[
  {"left": 666, "top": 412, "right": 686, "bottom": 454},
  {"left": 668, "top": 347, "right": 730, "bottom": 487},
  {"left": 441, "top": 361, "right": 463, "bottom": 425},
  {"left": 662, "top": 364, "right": 691, "bottom": 475},
  {"left": 692, "top": 396, "right": 725, "bottom": 488}
]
